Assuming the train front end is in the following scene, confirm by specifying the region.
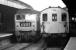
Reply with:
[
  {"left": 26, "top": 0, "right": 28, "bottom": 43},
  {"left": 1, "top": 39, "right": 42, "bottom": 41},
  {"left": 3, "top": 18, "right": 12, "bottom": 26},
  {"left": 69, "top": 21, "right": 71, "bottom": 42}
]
[
  {"left": 40, "top": 7, "right": 69, "bottom": 47},
  {"left": 40, "top": 7, "right": 69, "bottom": 38},
  {"left": 15, "top": 9, "right": 40, "bottom": 42}
]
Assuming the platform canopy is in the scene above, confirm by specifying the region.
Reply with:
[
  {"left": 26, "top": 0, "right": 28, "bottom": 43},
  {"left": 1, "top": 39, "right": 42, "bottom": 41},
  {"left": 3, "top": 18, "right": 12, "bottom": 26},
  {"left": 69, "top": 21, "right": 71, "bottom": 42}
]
[
  {"left": 0, "top": 0, "right": 33, "bottom": 9},
  {"left": 0, "top": 0, "right": 33, "bottom": 33}
]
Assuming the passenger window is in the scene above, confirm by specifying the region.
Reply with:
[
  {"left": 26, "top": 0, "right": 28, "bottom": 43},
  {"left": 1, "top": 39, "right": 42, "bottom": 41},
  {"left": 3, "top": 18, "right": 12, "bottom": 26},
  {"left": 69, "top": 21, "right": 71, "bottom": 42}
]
[
  {"left": 52, "top": 14, "right": 57, "bottom": 21},
  {"left": 42, "top": 13, "right": 47, "bottom": 21},
  {"left": 62, "top": 13, "right": 67, "bottom": 21}
]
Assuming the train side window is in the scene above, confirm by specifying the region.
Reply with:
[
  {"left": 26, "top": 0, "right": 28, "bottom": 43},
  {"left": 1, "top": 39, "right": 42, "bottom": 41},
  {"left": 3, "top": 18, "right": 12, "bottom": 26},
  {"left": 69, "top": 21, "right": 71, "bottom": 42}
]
[
  {"left": 42, "top": 13, "right": 47, "bottom": 21},
  {"left": 52, "top": 14, "right": 57, "bottom": 21},
  {"left": 62, "top": 13, "right": 67, "bottom": 21}
]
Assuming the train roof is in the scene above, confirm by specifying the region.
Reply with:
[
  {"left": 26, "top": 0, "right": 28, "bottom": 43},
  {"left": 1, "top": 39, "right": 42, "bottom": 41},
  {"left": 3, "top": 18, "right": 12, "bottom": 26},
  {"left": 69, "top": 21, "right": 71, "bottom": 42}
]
[
  {"left": 41, "top": 7, "right": 68, "bottom": 12},
  {"left": 0, "top": 0, "right": 33, "bottom": 9}
]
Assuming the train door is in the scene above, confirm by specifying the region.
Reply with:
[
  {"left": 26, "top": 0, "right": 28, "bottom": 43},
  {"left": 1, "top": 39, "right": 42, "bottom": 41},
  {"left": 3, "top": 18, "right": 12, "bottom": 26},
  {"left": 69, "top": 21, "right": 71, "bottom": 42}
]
[
  {"left": 58, "top": 13, "right": 67, "bottom": 33},
  {"left": 41, "top": 12, "right": 58, "bottom": 33},
  {"left": 41, "top": 13, "right": 48, "bottom": 33},
  {"left": 41, "top": 12, "right": 57, "bottom": 33},
  {"left": 51, "top": 13, "right": 58, "bottom": 33}
]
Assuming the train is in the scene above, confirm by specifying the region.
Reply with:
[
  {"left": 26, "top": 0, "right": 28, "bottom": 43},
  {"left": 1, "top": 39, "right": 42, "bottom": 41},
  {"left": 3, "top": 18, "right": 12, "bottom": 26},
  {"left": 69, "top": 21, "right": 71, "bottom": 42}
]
[
  {"left": 40, "top": 7, "right": 69, "bottom": 38},
  {"left": 14, "top": 9, "right": 41, "bottom": 42},
  {"left": 40, "top": 7, "right": 70, "bottom": 47}
]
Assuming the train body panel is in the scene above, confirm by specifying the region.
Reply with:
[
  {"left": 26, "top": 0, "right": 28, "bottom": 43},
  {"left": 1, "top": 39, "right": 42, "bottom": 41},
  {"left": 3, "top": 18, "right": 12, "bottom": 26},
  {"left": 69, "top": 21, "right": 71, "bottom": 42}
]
[
  {"left": 40, "top": 7, "right": 69, "bottom": 36},
  {"left": 15, "top": 14, "right": 39, "bottom": 31},
  {"left": 15, "top": 9, "right": 39, "bottom": 31}
]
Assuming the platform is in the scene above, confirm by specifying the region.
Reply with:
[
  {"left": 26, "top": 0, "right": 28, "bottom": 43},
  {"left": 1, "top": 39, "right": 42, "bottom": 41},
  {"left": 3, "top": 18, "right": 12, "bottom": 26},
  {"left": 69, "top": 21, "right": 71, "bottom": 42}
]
[
  {"left": 0, "top": 33, "right": 12, "bottom": 37},
  {"left": 64, "top": 37, "right": 76, "bottom": 50},
  {"left": 0, "top": 33, "right": 13, "bottom": 41}
]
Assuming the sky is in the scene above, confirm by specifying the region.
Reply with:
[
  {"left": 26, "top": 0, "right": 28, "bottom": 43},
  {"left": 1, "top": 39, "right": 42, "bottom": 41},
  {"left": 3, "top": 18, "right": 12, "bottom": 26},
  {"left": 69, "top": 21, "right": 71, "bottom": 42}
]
[{"left": 19, "top": 0, "right": 66, "bottom": 11}]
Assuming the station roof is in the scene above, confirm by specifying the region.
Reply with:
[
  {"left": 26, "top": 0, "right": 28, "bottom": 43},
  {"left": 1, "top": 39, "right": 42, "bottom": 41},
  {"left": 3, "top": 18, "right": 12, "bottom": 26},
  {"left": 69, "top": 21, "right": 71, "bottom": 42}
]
[
  {"left": 62, "top": 0, "right": 76, "bottom": 15},
  {"left": 0, "top": 0, "right": 33, "bottom": 9},
  {"left": 0, "top": 0, "right": 33, "bottom": 17}
]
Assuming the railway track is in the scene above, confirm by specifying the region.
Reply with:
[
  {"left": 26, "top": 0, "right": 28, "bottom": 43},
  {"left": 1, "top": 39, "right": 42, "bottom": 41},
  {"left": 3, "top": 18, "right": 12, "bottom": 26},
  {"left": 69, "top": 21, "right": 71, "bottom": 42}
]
[
  {"left": 0, "top": 39, "right": 14, "bottom": 50},
  {"left": 0, "top": 38, "right": 32, "bottom": 50},
  {"left": 20, "top": 38, "right": 46, "bottom": 50},
  {"left": 3, "top": 43, "right": 32, "bottom": 50},
  {"left": 0, "top": 36, "right": 64, "bottom": 50},
  {"left": 0, "top": 37, "right": 46, "bottom": 50}
]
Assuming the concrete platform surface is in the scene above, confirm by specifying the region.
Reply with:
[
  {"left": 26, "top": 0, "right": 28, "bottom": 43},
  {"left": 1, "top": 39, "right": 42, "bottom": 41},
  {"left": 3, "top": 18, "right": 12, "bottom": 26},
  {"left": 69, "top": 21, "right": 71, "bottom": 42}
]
[
  {"left": 0, "top": 33, "right": 13, "bottom": 37},
  {"left": 64, "top": 37, "right": 76, "bottom": 50}
]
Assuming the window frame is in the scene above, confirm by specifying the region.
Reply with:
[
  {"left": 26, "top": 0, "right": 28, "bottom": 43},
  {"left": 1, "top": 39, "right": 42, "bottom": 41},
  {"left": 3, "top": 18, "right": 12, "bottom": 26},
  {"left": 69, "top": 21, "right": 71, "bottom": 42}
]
[
  {"left": 62, "top": 13, "right": 67, "bottom": 21},
  {"left": 16, "top": 14, "right": 25, "bottom": 20},
  {"left": 42, "top": 13, "right": 47, "bottom": 21},
  {"left": 52, "top": 13, "right": 57, "bottom": 21}
]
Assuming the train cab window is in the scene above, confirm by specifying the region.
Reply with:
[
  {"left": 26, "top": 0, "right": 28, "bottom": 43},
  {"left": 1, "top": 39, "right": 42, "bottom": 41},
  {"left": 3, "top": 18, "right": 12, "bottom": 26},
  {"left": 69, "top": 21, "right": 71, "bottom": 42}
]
[
  {"left": 16, "top": 15, "right": 25, "bottom": 20},
  {"left": 42, "top": 13, "right": 47, "bottom": 21},
  {"left": 21, "top": 15, "right": 25, "bottom": 19},
  {"left": 62, "top": 13, "right": 67, "bottom": 21},
  {"left": 52, "top": 13, "right": 57, "bottom": 21}
]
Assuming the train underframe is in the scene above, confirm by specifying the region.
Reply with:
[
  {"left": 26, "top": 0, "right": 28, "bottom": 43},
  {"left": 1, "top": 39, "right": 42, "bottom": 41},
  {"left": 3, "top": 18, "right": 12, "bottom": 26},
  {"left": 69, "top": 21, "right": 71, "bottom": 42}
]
[
  {"left": 42, "top": 33, "right": 70, "bottom": 48},
  {"left": 14, "top": 31, "right": 41, "bottom": 43},
  {"left": 42, "top": 33, "right": 69, "bottom": 38}
]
